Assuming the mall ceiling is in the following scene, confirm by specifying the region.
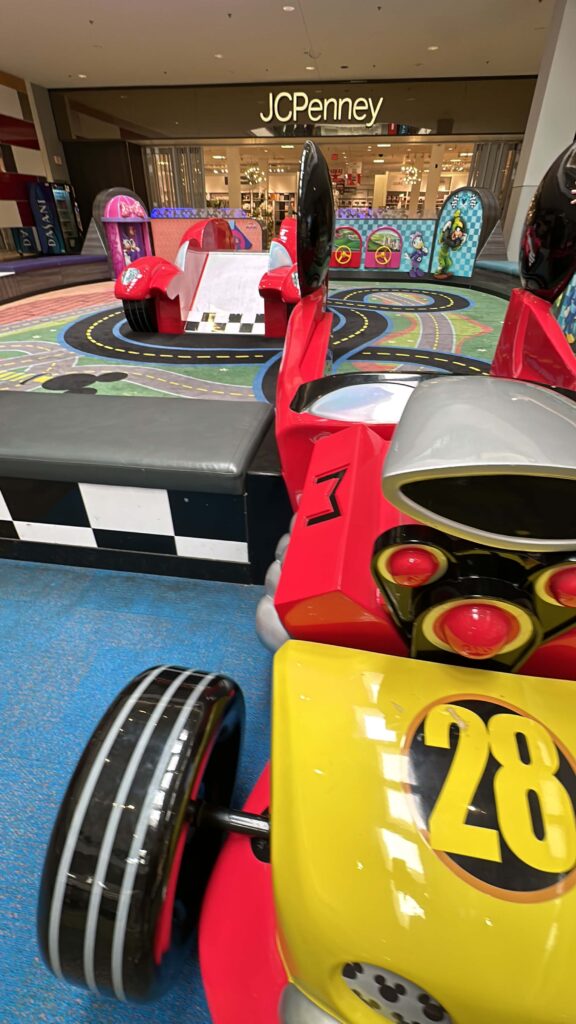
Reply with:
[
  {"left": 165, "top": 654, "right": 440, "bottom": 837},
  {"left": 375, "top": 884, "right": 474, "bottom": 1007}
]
[{"left": 0, "top": 0, "right": 555, "bottom": 89}]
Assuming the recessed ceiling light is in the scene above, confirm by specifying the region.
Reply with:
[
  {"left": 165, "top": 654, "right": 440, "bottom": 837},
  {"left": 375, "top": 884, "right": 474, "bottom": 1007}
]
[
  {"left": 213, "top": 154, "right": 226, "bottom": 159},
  {"left": 427, "top": 45, "right": 439, "bottom": 51},
  {"left": 305, "top": 65, "right": 316, "bottom": 71},
  {"left": 214, "top": 53, "right": 224, "bottom": 58},
  {"left": 282, "top": 4, "right": 295, "bottom": 9},
  {"left": 373, "top": 159, "right": 385, "bottom": 163},
  {"left": 78, "top": 73, "right": 88, "bottom": 78},
  {"left": 460, "top": 151, "right": 473, "bottom": 156},
  {"left": 281, "top": 144, "right": 295, "bottom": 148},
  {"left": 377, "top": 143, "right": 391, "bottom": 147}
]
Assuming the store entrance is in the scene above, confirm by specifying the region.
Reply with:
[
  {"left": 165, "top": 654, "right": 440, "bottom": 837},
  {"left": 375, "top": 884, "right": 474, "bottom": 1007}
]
[{"left": 143, "top": 138, "right": 520, "bottom": 242}]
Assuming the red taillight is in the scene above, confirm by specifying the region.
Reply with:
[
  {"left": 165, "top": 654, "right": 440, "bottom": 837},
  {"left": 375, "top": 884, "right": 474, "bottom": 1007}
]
[
  {"left": 434, "top": 602, "right": 520, "bottom": 660},
  {"left": 547, "top": 566, "right": 576, "bottom": 608},
  {"left": 387, "top": 546, "right": 440, "bottom": 588},
  {"left": 377, "top": 544, "right": 447, "bottom": 588}
]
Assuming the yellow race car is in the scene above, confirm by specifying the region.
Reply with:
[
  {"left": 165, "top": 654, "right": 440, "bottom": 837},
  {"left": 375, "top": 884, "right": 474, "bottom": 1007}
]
[{"left": 37, "top": 371, "right": 576, "bottom": 1024}]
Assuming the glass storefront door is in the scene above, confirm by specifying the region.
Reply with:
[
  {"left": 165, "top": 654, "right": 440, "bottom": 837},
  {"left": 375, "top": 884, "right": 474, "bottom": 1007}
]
[{"left": 142, "top": 136, "right": 521, "bottom": 246}]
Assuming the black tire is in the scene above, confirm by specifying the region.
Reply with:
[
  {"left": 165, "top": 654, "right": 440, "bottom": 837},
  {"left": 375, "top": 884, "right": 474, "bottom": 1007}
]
[
  {"left": 38, "top": 664, "right": 244, "bottom": 1003},
  {"left": 123, "top": 298, "right": 158, "bottom": 333}
]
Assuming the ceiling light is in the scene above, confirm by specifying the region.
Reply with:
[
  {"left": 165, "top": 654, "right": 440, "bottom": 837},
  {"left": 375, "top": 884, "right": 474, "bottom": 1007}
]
[
  {"left": 282, "top": 4, "right": 295, "bottom": 9},
  {"left": 377, "top": 143, "right": 391, "bottom": 148},
  {"left": 427, "top": 45, "right": 439, "bottom": 51},
  {"left": 460, "top": 151, "right": 473, "bottom": 156},
  {"left": 373, "top": 158, "right": 385, "bottom": 163},
  {"left": 305, "top": 66, "right": 316, "bottom": 71},
  {"left": 281, "top": 144, "right": 295, "bottom": 148},
  {"left": 214, "top": 53, "right": 224, "bottom": 58},
  {"left": 213, "top": 154, "right": 226, "bottom": 159},
  {"left": 78, "top": 73, "right": 87, "bottom": 79}
]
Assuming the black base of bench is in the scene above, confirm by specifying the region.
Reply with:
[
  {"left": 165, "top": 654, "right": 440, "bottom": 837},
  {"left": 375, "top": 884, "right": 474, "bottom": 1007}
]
[{"left": 0, "top": 393, "right": 291, "bottom": 584}]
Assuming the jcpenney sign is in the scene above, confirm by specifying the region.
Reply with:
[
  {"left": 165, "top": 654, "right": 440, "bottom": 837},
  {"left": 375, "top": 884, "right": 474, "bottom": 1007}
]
[{"left": 260, "top": 91, "right": 383, "bottom": 128}]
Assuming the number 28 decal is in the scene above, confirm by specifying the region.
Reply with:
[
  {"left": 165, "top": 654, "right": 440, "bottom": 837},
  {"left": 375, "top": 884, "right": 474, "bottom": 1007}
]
[{"left": 406, "top": 698, "right": 576, "bottom": 900}]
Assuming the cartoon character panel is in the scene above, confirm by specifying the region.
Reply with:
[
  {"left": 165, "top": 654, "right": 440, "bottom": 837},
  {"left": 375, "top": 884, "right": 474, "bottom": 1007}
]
[
  {"left": 431, "top": 188, "right": 485, "bottom": 279},
  {"left": 102, "top": 194, "right": 152, "bottom": 279},
  {"left": 365, "top": 225, "right": 403, "bottom": 269},
  {"left": 330, "top": 217, "right": 436, "bottom": 274},
  {"left": 330, "top": 226, "right": 363, "bottom": 269}
]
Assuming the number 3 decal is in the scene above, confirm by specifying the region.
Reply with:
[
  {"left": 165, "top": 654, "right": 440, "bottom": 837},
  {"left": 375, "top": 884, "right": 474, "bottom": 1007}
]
[{"left": 407, "top": 698, "right": 576, "bottom": 899}]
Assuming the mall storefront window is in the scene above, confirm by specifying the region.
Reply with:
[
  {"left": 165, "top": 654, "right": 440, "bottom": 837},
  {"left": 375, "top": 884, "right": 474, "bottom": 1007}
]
[
  {"left": 143, "top": 137, "right": 520, "bottom": 236},
  {"left": 50, "top": 76, "right": 532, "bottom": 237}
]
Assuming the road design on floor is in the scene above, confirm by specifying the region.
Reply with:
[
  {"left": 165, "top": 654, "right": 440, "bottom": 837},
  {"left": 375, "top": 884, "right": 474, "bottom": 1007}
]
[{"left": 0, "top": 283, "right": 505, "bottom": 399}]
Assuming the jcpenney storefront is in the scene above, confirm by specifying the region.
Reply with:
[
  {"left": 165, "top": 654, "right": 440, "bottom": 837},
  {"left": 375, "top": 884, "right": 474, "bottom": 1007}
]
[{"left": 51, "top": 76, "right": 535, "bottom": 237}]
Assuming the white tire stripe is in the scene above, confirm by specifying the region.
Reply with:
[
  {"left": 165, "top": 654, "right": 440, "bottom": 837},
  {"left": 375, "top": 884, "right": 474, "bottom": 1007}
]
[
  {"left": 110, "top": 672, "right": 216, "bottom": 1000},
  {"left": 82, "top": 667, "right": 199, "bottom": 993},
  {"left": 48, "top": 664, "right": 171, "bottom": 980}
]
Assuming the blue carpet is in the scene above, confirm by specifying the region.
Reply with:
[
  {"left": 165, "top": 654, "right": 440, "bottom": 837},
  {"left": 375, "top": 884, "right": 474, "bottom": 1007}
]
[{"left": 0, "top": 561, "right": 272, "bottom": 1024}]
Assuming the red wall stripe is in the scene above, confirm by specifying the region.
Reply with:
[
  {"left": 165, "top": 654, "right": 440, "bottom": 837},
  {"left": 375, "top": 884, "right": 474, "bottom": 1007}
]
[
  {"left": 0, "top": 113, "right": 39, "bottom": 150},
  {"left": 0, "top": 171, "right": 40, "bottom": 201},
  {"left": 16, "top": 199, "right": 35, "bottom": 226}
]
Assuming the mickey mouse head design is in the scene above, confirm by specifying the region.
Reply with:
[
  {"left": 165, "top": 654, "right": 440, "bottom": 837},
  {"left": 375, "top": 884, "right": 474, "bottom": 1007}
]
[
  {"left": 41, "top": 371, "right": 127, "bottom": 395},
  {"left": 353, "top": 989, "right": 381, "bottom": 1011},
  {"left": 342, "top": 963, "right": 364, "bottom": 980},
  {"left": 374, "top": 975, "right": 406, "bottom": 1004},
  {"left": 418, "top": 994, "right": 446, "bottom": 1022}
]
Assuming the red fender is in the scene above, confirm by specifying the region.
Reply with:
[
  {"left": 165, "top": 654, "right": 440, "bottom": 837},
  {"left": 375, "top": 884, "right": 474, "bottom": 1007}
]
[
  {"left": 275, "top": 424, "right": 408, "bottom": 655},
  {"left": 491, "top": 288, "right": 576, "bottom": 390}
]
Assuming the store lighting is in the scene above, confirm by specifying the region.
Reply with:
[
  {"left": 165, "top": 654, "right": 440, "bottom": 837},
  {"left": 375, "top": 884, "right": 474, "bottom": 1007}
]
[
  {"left": 427, "top": 45, "right": 439, "bottom": 51},
  {"left": 213, "top": 155, "right": 226, "bottom": 159},
  {"left": 373, "top": 159, "right": 385, "bottom": 163},
  {"left": 377, "top": 143, "right": 391, "bottom": 148},
  {"left": 244, "top": 164, "right": 266, "bottom": 185},
  {"left": 214, "top": 53, "right": 224, "bottom": 59},
  {"left": 305, "top": 66, "right": 316, "bottom": 71},
  {"left": 282, "top": 4, "right": 295, "bottom": 9},
  {"left": 460, "top": 151, "right": 473, "bottom": 156},
  {"left": 281, "top": 144, "right": 295, "bottom": 149},
  {"left": 78, "top": 73, "right": 87, "bottom": 79},
  {"left": 401, "top": 162, "right": 419, "bottom": 185}
]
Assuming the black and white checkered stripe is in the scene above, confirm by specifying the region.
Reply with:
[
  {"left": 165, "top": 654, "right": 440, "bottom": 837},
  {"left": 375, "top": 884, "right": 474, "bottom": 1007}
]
[
  {"left": 186, "top": 311, "right": 266, "bottom": 335},
  {"left": 0, "top": 479, "right": 248, "bottom": 565}
]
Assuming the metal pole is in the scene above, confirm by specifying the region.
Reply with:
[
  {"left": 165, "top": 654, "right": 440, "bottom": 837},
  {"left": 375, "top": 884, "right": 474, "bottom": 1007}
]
[{"left": 189, "top": 802, "right": 271, "bottom": 839}]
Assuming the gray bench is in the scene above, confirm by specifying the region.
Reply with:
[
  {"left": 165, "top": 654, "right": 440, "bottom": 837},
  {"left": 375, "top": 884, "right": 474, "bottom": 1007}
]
[{"left": 0, "top": 394, "right": 275, "bottom": 582}]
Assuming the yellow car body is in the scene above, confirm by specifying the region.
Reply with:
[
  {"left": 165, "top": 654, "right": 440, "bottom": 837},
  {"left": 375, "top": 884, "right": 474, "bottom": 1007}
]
[{"left": 272, "top": 640, "right": 576, "bottom": 1024}]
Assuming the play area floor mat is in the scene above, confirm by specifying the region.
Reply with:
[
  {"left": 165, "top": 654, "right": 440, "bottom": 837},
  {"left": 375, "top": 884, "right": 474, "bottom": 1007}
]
[{"left": 0, "top": 279, "right": 508, "bottom": 400}]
